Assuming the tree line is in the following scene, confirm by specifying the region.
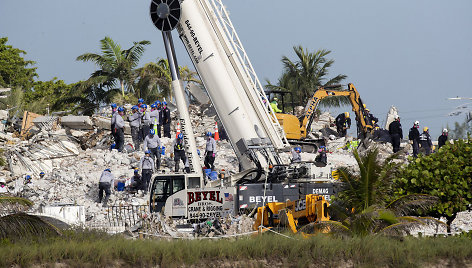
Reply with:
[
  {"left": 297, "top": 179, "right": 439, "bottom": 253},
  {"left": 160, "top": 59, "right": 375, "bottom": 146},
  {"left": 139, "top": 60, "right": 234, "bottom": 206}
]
[
  {"left": 0, "top": 36, "right": 200, "bottom": 116},
  {"left": 1, "top": 36, "right": 351, "bottom": 117}
]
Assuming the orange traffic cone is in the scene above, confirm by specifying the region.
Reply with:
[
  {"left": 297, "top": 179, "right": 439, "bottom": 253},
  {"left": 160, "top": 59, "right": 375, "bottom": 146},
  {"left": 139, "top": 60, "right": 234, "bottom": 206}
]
[
  {"left": 214, "top": 121, "right": 219, "bottom": 141},
  {"left": 176, "top": 122, "right": 181, "bottom": 138}
]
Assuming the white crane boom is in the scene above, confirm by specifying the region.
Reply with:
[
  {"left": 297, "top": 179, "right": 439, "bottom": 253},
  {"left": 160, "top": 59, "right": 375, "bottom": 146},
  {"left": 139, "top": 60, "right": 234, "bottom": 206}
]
[{"left": 175, "top": 0, "right": 289, "bottom": 170}]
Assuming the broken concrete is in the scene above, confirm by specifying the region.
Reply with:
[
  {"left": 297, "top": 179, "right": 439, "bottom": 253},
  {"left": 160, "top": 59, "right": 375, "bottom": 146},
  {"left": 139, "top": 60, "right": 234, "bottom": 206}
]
[{"left": 60, "top": 116, "right": 94, "bottom": 130}]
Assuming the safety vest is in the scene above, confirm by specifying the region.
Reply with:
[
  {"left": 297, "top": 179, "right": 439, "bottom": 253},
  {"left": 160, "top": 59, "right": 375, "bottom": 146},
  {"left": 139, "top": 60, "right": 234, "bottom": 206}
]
[{"left": 174, "top": 140, "right": 184, "bottom": 151}]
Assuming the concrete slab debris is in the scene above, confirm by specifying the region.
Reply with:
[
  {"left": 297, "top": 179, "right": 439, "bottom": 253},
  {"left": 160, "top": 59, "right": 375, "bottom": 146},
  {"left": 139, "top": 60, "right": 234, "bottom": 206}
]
[{"left": 60, "top": 116, "right": 94, "bottom": 130}]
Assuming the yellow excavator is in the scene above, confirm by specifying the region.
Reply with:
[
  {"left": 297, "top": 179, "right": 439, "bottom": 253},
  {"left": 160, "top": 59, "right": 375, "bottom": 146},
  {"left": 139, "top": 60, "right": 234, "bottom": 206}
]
[
  {"left": 253, "top": 194, "right": 330, "bottom": 236},
  {"left": 270, "top": 83, "right": 374, "bottom": 141}
]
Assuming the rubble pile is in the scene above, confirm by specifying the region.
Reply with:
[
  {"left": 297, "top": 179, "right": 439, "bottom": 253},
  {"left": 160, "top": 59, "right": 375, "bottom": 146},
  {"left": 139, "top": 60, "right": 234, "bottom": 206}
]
[{"left": 0, "top": 105, "right": 471, "bottom": 237}]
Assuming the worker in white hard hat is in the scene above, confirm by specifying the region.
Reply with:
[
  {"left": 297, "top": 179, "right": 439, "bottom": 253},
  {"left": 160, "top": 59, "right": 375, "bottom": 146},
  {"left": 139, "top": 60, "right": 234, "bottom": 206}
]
[
  {"left": 335, "top": 112, "right": 351, "bottom": 137},
  {"left": 438, "top": 128, "right": 448, "bottom": 149},
  {"left": 419, "top": 127, "right": 433, "bottom": 155},
  {"left": 388, "top": 115, "right": 403, "bottom": 153},
  {"left": 408, "top": 120, "right": 421, "bottom": 157},
  {"left": 270, "top": 97, "right": 282, "bottom": 113}
]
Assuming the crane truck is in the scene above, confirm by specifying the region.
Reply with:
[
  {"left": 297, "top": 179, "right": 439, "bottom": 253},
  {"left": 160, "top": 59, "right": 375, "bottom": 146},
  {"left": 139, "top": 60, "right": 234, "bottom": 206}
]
[{"left": 148, "top": 0, "right": 335, "bottom": 220}]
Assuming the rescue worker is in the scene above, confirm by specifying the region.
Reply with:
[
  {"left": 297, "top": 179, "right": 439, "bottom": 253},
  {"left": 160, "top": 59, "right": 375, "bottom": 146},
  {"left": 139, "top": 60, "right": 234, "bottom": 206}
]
[
  {"left": 408, "top": 121, "right": 421, "bottom": 158},
  {"left": 143, "top": 129, "right": 161, "bottom": 170},
  {"left": 0, "top": 177, "right": 8, "bottom": 194},
  {"left": 161, "top": 101, "right": 171, "bottom": 138},
  {"left": 139, "top": 104, "right": 150, "bottom": 143},
  {"left": 137, "top": 98, "right": 144, "bottom": 108},
  {"left": 419, "top": 127, "right": 433, "bottom": 155},
  {"left": 204, "top": 131, "right": 217, "bottom": 170},
  {"left": 438, "top": 128, "right": 448, "bottom": 148},
  {"left": 39, "top": 171, "right": 45, "bottom": 179},
  {"left": 98, "top": 168, "right": 114, "bottom": 207},
  {"left": 388, "top": 115, "right": 403, "bottom": 153},
  {"left": 128, "top": 105, "right": 141, "bottom": 150},
  {"left": 365, "top": 108, "right": 379, "bottom": 127},
  {"left": 172, "top": 133, "right": 190, "bottom": 173},
  {"left": 270, "top": 98, "right": 282, "bottom": 113},
  {"left": 139, "top": 150, "right": 155, "bottom": 194},
  {"left": 315, "top": 146, "right": 327, "bottom": 167},
  {"left": 130, "top": 168, "right": 143, "bottom": 192},
  {"left": 110, "top": 103, "right": 118, "bottom": 145},
  {"left": 156, "top": 100, "right": 163, "bottom": 137},
  {"left": 115, "top": 107, "right": 126, "bottom": 152},
  {"left": 291, "top": 146, "right": 302, "bottom": 163},
  {"left": 24, "top": 175, "right": 32, "bottom": 185},
  {"left": 335, "top": 112, "right": 351, "bottom": 137},
  {"left": 149, "top": 103, "right": 160, "bottom": 134}
]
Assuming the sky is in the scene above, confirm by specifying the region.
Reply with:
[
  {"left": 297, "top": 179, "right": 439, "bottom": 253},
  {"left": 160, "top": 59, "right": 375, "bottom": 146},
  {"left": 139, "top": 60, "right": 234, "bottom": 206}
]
[{"left": 1, "top": 0, "right": 472, "bottom": 138}]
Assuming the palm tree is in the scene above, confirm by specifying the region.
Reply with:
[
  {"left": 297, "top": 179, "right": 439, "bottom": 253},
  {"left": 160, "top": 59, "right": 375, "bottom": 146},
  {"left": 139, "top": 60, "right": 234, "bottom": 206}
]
[
  {"left": 53, "top": 82, "right": 118, "bottom": 115},
  {"left": 266, "top": 46, "right": 348, "bottom": 108},
  {"left": 135, "top": 58, "right": 201, "bottom": 103},
  {"left": 316, "top": 149, "right": 440, "bottom": 237},
  {"left": 0, "top": 196, "right": 61, "bottom": 240},
  {"left": 76, "top": 37, "right": 151, "bottom": 98}
]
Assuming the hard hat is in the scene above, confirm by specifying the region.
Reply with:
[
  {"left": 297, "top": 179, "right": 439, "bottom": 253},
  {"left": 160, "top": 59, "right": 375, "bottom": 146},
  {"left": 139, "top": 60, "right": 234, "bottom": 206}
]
[
  {"left": 394, "top": 115, "right": 400, "bottom": 120},
  {"left": 104, "top": 168, "right": 111, "bottom": 172},
  {"left": 150, "top": 129, "right": 155, "bottom": 135},
  {"left": 151, "top": 103, "right": 157, "bottom": 108},
  {"left": 132, "top": 105, "right": 139, "bottom": 110},
  {"left": 156, "top": 100, "right": 161, "bottom": 105},
  {"left": 273, "top": 97, "right": 278, "bottom": 101},
  {"left": 423, "top": 127, "right": 429, "bottom": 132},
  {"left": 414, "top": 120, "right": 419, "bottom": 126},
  {"left": 25, "top": 175, "right": 31, "bottom": 179},
  {"left": 443, "top": 128, "right": 448, "bottom": 133},
  {"left": 206, "top": 131, "right": 212, "bottom": 136},
  {"left": 118, "top": 107, "right": 125, "bottom": 112},
  {"left": 39, "top": 172, "right": 45, "bottom": 176},
  {"left": 111, "top": 103, "right": 117, "bottom": 108},
  {"left": 365, "top": 108, "right": 370, "bottom": 112},
  {"left": 0, "top": 178, "right": 6, "bottom": 183},
  {"left": 145, "top": 150, "right": 151, "bottom": 154},
  {"left": 134, "top": 169, "right": 139, "bottom": 174},
  {"left": 363, "top": 104, "right": 366, "bottom": 109},
  {"left": 162, "top": 101, "right": 167, "bottom": 105},
  {"left": 295, "top": 146, "right": 301, "bottom": 152},
  {"left": 141, "top": 104, "right": 147, "bottom": 109},
  {"left": 344, "top": 112, "right": 350, "bottom": 118},
  {"left": 138, "top": 98, "right": 144, "bottom": 103},
  {"left": 178, "top": 133, "right": 183, "bottom": 139},
  {"left": 375, "top": 126, "right": 380, "bottom": 130}
]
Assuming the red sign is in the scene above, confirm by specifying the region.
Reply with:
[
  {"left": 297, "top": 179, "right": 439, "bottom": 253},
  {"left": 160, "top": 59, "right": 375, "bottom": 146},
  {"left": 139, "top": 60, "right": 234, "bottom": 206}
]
[{"left": 187, "top": 191, "right": 223, "bottom": 205}]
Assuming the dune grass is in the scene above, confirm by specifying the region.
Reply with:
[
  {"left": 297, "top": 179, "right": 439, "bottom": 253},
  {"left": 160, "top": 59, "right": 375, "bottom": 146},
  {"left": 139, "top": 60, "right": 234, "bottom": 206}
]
[{"left": 1, "top": 230, "right": 472, "bottom": 267}]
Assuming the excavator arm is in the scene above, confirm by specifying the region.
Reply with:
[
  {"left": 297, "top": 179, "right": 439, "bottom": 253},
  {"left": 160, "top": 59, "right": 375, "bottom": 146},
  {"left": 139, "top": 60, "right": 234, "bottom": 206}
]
[{"left": 300, "top": 83, "right": 374, "bottom": 139}]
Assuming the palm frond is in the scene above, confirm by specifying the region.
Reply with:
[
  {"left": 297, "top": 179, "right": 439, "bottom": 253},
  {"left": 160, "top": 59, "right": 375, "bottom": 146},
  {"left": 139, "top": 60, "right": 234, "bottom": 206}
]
[
  {"left": 310, "top": 220, "right": 352, "bottom": 235},
  {"left": 0, "top": 196, "right": 33, "bottom": 208},
  {"left": 386, "top": 194, "right": 438, "bottom": 216},
  {"left": 377, "top": 221, "right": 423, "bottom": 236},
  {"left": 101, "top": 36, "right": 122, "bottom": 64},
  {"left": 0, "top": 212, "right": 61, "bottom": 240}
]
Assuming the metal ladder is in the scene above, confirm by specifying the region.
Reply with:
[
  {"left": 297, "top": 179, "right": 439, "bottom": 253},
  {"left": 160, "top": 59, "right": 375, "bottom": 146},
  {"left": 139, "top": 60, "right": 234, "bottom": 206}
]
[{"left": 204, "top": 0, "right": 290, "bottom": 148}]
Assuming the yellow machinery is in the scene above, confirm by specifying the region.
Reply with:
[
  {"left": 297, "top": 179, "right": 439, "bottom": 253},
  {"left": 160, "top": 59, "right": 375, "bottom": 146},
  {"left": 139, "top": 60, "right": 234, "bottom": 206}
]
[
  {"left": 253, "top": 194, "right": 329, "bottom": 234},
  {"left": 273, "top": 83, "right": 374, "bottom": 140}
]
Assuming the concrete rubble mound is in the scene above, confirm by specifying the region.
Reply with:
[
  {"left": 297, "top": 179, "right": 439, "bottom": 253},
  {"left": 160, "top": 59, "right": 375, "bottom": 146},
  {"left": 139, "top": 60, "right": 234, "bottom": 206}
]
[{"left": 0, "top": 106, "right": 471, "bottom": 238}]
